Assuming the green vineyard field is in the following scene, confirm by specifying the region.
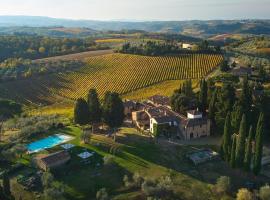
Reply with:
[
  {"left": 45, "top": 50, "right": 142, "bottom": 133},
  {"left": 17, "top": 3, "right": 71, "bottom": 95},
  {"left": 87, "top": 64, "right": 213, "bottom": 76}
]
[{"left": 0, "top": 53, "right": 223, "bottom": 105}]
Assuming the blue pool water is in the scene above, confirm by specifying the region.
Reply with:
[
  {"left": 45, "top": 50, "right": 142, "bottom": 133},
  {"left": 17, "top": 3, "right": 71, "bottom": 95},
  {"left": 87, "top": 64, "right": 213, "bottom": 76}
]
[{"left": 27, "top": 134, "right": 72, "bottom": 153}]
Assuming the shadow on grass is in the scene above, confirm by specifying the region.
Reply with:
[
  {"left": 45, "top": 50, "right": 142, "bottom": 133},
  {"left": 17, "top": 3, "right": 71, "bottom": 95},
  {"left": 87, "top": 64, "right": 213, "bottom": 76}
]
[
  {"left": 51, "top": 144, "right": 131, "bottom": 199},
  {"left": 115, "top": 131, "right": 270, "bottom": 188}
]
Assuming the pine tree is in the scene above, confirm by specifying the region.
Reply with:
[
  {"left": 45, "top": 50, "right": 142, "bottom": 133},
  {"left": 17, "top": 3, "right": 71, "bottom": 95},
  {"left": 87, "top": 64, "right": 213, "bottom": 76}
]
[
  {"left": 74, "top": 98, "right": 90, "bottom": 125},
  {"left": 253, "top": 113, "right": 264, "bottom": 175},
  {"left": 230, "top": 135, "right": 237, "bottom": 168},
  {"left": 235, "top": 114, "right": 247, "bottom": 168},
  {"left": 3, "top": 172, "right": 11, "bottom": 197},
  {"left": 199, "top": 79, "right": 208, "bottom": 113},
  {"left": 87, "top": 89, "right": 102, "bottom": 132},
  {"left": 244, "top": 126, "right": 253, "bottom": 171},
  {"left": 222, "top": 113, "right": 232, "bottom": 162}
]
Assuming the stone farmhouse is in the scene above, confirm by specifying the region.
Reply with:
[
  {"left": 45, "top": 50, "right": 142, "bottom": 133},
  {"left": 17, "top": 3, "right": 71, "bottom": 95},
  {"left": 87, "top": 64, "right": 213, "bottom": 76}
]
[{"left": 127, "top": 95, "right": 211, "bottom": 140}]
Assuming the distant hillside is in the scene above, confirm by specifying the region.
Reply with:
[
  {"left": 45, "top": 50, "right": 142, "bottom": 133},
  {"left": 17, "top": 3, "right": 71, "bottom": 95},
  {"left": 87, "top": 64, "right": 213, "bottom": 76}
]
[
  {"left": 0, "top": 26, "right": 99, "bottom": 38},
  {"left": 0, "top": 16, "right": 270, "bottom": 36}
]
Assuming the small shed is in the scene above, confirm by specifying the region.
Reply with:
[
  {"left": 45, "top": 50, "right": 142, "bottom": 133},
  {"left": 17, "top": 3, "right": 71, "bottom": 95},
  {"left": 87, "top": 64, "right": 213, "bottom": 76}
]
[{"left": 36, "top": 151, "right": 70, "bottom": 171}]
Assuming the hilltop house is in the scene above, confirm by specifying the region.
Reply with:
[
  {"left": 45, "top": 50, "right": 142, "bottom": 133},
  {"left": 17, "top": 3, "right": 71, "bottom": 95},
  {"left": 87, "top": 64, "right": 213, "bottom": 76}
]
[
  {"left": 182, "top": 43, "right": 194, "bottom": 50},
  {"left": 36, "top": 151, "right": 70, "bottom": 171}
]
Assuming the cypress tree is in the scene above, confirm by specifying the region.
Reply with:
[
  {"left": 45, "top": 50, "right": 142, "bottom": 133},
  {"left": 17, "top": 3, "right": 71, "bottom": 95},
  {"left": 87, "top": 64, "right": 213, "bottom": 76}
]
[
  {"left": 103, "top": 92, "right": 125, "bottom": 129},
  {"left": 208, "top": 89, "right": 217, "bottom": 134},
  {"left": 0, "top": 185, "right": 5, "bottom": 200},
  {"left": 199, "top": 79, "right": 208, "bottom": 113},
  {"left": 87, "top": 89, "right": 102, "bottom": 132},
  {"left": 74, "top": 98, "right": 90, "bottom": 125},
  {"left": 244, "top": 126, "right": 253, "bottom": 171},
  {"left": 222, "top": 112, "right": 232, "bottom": 162},
  {"left": 239, "top": 77, "right": 252, "bottom": 114},
  {"left": 231, "top": 102, "right": 243, "bottom": 133},
  {"left": 235, "top": 114, "right": 247, "bottom": 168},
  {"left": 253, "top": 113, "right": 264, "bottom": 175},
  {"left": 3, "top": 172, "right": 11, "bottom": 197},
  {"left": 230, "top": 135, "right": 237, "bottom": 168}
]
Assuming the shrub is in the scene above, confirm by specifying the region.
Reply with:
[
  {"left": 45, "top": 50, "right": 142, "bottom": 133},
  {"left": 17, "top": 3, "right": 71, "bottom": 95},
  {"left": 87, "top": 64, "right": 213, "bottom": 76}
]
[
  {"left": 96, "top": 188, "right": 109, "bottom": 200},
  {"left": 236, "top": 188, "right": 253, "bottom": 200},
  {"left": 103, "top": 155, "right": 114, "bottom": 166},
  {"left": 141, "top": 179, "right": 158, "bottom": 196},
  {"left": 41, "top": 171, "right": 54, "bottom": 188},
  {"left": 133, "top": 172, "right": 144, "bottom": 188},
  {"left": 259, "top": 185, "right": 270, "bottom": 200},
  {"left": 213, "top": 176, "right": 231, "bottom": 195}
]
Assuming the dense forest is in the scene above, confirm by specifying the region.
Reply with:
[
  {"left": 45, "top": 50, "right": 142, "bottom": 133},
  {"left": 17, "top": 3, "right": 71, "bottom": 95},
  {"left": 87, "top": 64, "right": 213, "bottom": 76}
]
[{"left": 0, "top": 35, "right": 108, "bottom": 62}]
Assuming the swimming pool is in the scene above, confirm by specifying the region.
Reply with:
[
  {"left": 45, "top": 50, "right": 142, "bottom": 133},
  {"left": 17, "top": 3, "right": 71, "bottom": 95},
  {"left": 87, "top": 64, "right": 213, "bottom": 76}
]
[{"left": 27, "top": 134, "right": 73, "bottom": 153}]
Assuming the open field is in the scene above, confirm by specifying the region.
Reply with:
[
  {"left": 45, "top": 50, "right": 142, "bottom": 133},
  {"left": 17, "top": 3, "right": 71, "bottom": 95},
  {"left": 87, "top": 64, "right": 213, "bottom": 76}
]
[
  {"left": 10, "top": 126, "right": 270, "bottom": 200},
  {"left": 33, "top": 49, "right": 113, "bottom": 62},
  {"left": 0, "top": 53, "right": 222, "bottom": 105}
]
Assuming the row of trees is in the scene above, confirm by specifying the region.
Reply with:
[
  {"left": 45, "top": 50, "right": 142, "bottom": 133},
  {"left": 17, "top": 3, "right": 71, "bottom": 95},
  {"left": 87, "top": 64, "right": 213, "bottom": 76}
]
[
  {"left": 172, "top": 77, "right": 268, "bottom": 175},
  {"left": 222, "top": 112, "right": 264, "bottom": 175},
  {"left": 74, "top": 89, "right": 125, "bottom": 131}
]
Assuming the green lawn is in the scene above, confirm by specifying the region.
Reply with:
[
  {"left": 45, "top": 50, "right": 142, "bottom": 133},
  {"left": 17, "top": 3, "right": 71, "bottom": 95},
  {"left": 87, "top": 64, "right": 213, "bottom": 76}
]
[{"left": 11, "top": 126, "right": 270, "bottom": 200}]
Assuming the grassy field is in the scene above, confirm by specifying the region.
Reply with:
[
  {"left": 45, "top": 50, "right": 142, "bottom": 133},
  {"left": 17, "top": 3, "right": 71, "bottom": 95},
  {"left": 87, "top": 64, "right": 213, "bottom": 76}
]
[
  {"left": 0, "top": 53, "right": 222, "bottom": 106},
  {"left": 11, "top": 126, "right": 269, "bottom": 200}
]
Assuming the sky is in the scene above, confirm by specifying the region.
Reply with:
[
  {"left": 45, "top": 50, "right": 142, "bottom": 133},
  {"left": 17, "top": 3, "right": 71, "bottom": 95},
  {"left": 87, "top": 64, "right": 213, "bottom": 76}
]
[{"left": 0, "top": 0, "right": 269, "bottom": 21}]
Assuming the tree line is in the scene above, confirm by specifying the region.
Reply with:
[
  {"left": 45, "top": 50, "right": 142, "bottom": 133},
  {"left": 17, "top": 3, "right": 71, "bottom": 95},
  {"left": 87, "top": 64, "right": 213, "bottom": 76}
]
[
  {"left": 118, "top": 40, "right": 221, "bottom": 56},
  {"left": 0, "top": 35, "right": 106, "bottom": 62}
]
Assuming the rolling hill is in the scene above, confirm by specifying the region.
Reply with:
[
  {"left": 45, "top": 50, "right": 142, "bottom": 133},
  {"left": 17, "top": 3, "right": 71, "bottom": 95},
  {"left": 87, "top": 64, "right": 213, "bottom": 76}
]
[
  {"left": 0, "top": 16, "right": 270, "bottom": 36},
  {"left": 0, "top": 53, "right": 223, "bottom": 106}
]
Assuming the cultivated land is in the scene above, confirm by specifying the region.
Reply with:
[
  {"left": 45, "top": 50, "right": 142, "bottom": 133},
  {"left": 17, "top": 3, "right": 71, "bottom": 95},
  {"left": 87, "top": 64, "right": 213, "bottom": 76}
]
[{"left": 0, "top": 53, "right": 223, "bottom": 105}]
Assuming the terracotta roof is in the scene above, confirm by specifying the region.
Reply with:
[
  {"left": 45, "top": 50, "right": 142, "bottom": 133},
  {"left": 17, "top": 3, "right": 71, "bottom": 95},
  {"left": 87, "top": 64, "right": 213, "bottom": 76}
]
[
  {"left": 148, "top": 95, "right": 170, "bottom": 106},
  {"left": 123, "top": 100, "right": 137, "bottom": 107},
  {"left": 40, "top": 151, "right": 70, "bottom": 166},
  {"left": 154, "top": 116, "right": 178, "bottom": 124}
]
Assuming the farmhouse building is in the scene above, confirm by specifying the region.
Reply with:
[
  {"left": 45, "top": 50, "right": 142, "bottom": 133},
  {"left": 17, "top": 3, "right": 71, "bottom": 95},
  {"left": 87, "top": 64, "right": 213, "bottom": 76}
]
[
  {"left": 36, "top": 151, "right": 70, "bottom": 171},
  {"left": 123, "top": 100, "right": 138, "bottom": 116},
  {"left": 146, "top": 107, "right": 179, "bottom": 136},
  {"left": 231, "top": 66, "right": 252, "bottom": 77},
  {"left": 131, "top": 96, "right": 211, "bottom": 140},
  {"left": 180, "top": 110, "right": 210, "bottom": 140}
]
